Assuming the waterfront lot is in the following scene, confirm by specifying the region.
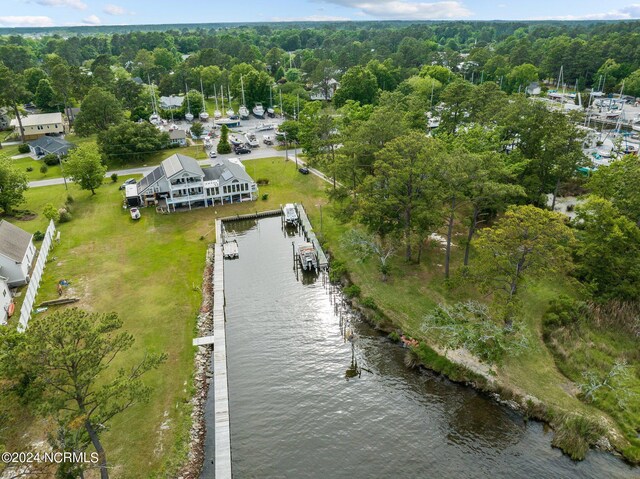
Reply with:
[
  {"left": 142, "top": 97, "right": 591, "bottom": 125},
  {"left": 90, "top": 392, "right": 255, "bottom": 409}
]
[{"left": 1, "top": 156, "right": 326, "bottom": 478}]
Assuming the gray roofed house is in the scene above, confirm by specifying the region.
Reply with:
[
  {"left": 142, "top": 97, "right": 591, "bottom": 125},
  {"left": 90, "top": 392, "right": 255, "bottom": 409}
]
[
  {"left": 162, "top": 153, "right": 202, "bottom": 178},
  {"left": 0, "top": 220, "right": 37, "bottom": 287},
  {"left": 168, "top": 129, "right": 187, "bottom": 146},
  {"left": 28, "top": 136, "right": 75, "bottom": 157},
  {"left": 159, "top": 95, "right": 184, "bottom": 110},
  {"left": 134, "top": 154, "right": 258, "bottom": 212}
]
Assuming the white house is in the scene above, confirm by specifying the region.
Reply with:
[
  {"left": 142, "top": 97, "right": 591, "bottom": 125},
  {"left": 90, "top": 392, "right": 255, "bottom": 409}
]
[
  {"left": 0, "top": 276, "right": 13, "bottom": 325},
  {"left": 0, "top": 221, "right": 36, "bottom": 287},
  {"left": 159, "top": 95, "right": 184, "bottom": 110},
  {"left": 10, "top": 112, "right": 65, "bottom": 140},
  {"left": 132, "top": 154, "right": 258, "bottom": 212},
  {"left": 0, "top": 108, "right": 10, "bottom": 130},
  {"left": 168, "top": 129, "right": 187, "bottom": 146}
]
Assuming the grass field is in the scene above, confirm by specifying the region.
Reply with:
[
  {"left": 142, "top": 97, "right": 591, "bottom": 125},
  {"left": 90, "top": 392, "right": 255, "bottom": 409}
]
[{"left": 2, "top": 156, "right": 327, "bottom": 478}]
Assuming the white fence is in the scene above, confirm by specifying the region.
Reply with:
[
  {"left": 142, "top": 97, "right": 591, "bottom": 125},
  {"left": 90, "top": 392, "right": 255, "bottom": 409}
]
[{"left": 18, "top": 220, "right": 56, "bottom": 332}]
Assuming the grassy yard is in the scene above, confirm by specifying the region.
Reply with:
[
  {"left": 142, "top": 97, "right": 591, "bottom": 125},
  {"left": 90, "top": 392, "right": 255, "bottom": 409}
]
[{"left": 1, "top": 157, "right": 327, "bottom": 478}]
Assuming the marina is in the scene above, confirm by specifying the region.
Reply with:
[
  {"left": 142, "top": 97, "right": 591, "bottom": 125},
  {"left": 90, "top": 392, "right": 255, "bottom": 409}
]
[{"left": 200, "top": 216, "right": 637, "bottom": 479}]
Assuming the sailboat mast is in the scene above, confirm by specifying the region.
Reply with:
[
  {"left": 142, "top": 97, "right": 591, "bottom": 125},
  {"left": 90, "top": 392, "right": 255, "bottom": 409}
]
[
  {"left": 221, "top": 86, "right": 225, "bottom": 113},
  {"left": 279, "top": 89, "right": 284, "bottom": 118},
  {"left": 241, "top": 75, "right": 246, "bottom": 106}
]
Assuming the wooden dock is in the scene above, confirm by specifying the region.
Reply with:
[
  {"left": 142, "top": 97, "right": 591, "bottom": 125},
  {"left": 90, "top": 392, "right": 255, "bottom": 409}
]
[
  {"left": 219, "top": 209, "right": 282, "bottom": 223},
  {"left": 296, "top": 204, "right": 329, "bottom": 270}
]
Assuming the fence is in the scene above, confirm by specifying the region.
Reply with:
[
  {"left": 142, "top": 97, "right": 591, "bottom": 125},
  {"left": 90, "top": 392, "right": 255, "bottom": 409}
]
[{"left": 17, "top": 220, "right": 56, "bottom": 332}]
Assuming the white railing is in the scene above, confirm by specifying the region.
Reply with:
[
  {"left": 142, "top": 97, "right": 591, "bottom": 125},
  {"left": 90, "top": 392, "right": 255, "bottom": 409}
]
[{"left": 17, "top": 220, "right": 56, "bottom": 332}]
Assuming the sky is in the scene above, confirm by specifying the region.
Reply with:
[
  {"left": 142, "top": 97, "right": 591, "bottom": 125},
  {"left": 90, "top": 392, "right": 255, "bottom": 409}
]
[{"left": 1, "top": 0, "right": 640, "bottom": 27}]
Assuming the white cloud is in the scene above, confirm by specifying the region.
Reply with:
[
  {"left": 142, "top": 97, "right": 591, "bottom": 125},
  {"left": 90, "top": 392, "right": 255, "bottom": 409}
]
[
  {"left": 271, "top": 14, "right": 352, "bottom": 21},
  {"left": 35, "top": 0, "right": 87, "bottom": 10},
  {"left": 103, "top": 4, "right": 132, "bottom": 15},
  {"left": 82, "top": 14, "right": 102, "bottom": 25},
  {"left": 536, "top": 3, "right": 640, "bottom": 20},
  {"left": 0, "top": 15, "right": 55, "bottom": 27},
  {"left": 319, "top": 0, "right": 472, "bottom": 19}
]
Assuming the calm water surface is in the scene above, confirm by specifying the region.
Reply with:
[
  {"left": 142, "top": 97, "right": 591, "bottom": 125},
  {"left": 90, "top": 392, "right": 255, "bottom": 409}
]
[{"left": 201, "top": 216, "right": 637, "bottom": 479}]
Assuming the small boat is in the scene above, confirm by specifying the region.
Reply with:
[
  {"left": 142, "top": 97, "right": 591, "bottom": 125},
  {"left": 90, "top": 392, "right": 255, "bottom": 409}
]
[
  {"left": 226, "top": 85, "right": 235, "bottom": 117},
  {"left": 7, "top": 302, "right": 15, "bottom": 318},
  {"left": 255, "top": 122, "right": 275, "bottom": 131},
  {"left": 297, "top": 242, "right": 318, "bottom": 271},
  {"left": 199, "top": 77, "right": 209, "bottom": 121},
  {"left": 185, "top": 82, "right": 194, "bottom": 122},
  {"left": 263, "top": 134, "right": 274, "bottom": 145},
  {"left": 130, "top": 207, "right": 141, "bottom": 220},
  {"left": 283, "top": 203, "right": 299, "bottom": 226},
  {"left": 229, "top": 135, "right": 243, "bottom": 146},
  {"left": 223, "top": 240, "right": 239, "bottom": 259},
  {"left": 239, "top": 76, "right": 250, "bottom": 120},
  {"left": 253, "top": 102, "right": 265, "bottom": 118},
  {"left": 244, "top": 132, "right": 259, "bottom": 148}
]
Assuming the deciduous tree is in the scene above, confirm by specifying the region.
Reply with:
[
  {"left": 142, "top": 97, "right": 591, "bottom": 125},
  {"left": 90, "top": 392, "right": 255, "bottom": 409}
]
[{"left": 64, "top": 145, "right": 107, "bottom": 195}]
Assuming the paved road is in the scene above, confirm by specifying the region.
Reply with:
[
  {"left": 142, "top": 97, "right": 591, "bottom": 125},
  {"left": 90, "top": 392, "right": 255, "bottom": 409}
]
[{"left": 25, "top": 147, "right": 318, "bottom": 188}]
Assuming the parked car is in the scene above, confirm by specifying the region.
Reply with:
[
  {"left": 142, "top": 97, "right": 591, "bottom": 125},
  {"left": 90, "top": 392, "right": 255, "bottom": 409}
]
[
  {"left": 234, "top": 146, "right": 251, "bottom": 154},
  {"left": 209, "top": 150, "right": 217, "bottom": 158},
  {"left": 130, "top": 207, "right": 141, "bottom": 220},
  {"left": 119, "top": 178, "right": 137, "bottom": 190},
  {"left": 298, "top": 167, "right": 310, "bottom": 175}
]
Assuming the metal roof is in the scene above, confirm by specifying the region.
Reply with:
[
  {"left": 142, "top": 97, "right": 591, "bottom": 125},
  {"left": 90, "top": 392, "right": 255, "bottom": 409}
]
[
  {"left": 161, "top": 154, "right": 203, "bottom": 178},
  {"left": 137, "top": 165, "right": 164, "bottom": 195},
  {"left": 28, "top": 136, "right": 75, "bottom": 155},
  {"left": 14, "top": 112, "right": 63, "bottom": 127},
  {"left": 0, "top": 221, "right": 33, "bottom": 262}
]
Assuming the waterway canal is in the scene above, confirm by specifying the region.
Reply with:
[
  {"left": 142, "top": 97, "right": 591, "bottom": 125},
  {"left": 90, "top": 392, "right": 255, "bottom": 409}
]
[{"left": 202, "top": 216, "right": 637, "bottom": 478}]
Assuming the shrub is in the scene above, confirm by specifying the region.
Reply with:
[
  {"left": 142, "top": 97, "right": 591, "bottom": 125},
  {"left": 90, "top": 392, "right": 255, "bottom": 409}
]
[
  {"left": 39, "top": 164, "right": 48, "bottom": 174},
  {"left": 343, "top": 284, "right": 361, "bottom": 298},
  {"left": 542, "top": 295, "right": 587, "bottom": 338},
  {"left": 552, "top": 414, "right": 606, "bottom": 461},
  {"left": 58, "top": 209, "right": 72, "bottom": 223},
  {"left": 66, "top": 195, "right": 74, "bottom": 204},
  {"left": 329, "top": 259, "right": 348, "bottom": 283},
  {"left": 43, "top": 203, "right": 60, "bottom": 222},
  {"left": 43, "top": 154, "right": 60, "bottom": 166},
  {"left": 388, "top": 331, "right": 400, "bottom": 342},
  {"left": 18, "top": 144, "right": 30, "bottom": 154},
  {"left": 26, "top": 167, "right": 33, "bottom": 172},
  {"left": 33, "top": 230, "right": 45, "bottom": 241},
  {"left": 360, "top": 296, "right": 377, "bottom": 310},
  {"left": 110, "top": 173, "right": 118, "bottom": 183},
  {"left": 261, "top": 193, "right": 269, "bottom": 201},
  {"left": 256, "top": 178, "right": 270, "bottom": 186}
]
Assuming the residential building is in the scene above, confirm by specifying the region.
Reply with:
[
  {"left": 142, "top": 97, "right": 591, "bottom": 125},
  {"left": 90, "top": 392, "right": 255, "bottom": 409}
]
[
  {"left": 0, "top": 276, "right": 13, "bottom": 325},
  {"left": 310, "top": 78, "right": 340, "bottom": 101},
  {"left": 0, "top": 220, "right": 36, "bottom": 287},
  {"left": 10, "top": 112, "right": 65, "bottom": 140},
  {"left": 28, "top": 136, "right": 75, "bottom": 157},
  {"left": 0, "top": 108, "right": 10, "bottom": 130},
  {"left": 159, "top": 95, "right": 184, "bottom": 110},
  {"left": 132, "top": 154, "right": 258, "bottom": 211},
  {"left": 168, "top": 129, "right": 187, "bottom": 146}
]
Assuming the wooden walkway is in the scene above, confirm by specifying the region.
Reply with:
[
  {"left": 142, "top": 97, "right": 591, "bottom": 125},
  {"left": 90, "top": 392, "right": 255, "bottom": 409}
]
[{"left": 213, "top": 218, "right": 232, "bottom": 479}]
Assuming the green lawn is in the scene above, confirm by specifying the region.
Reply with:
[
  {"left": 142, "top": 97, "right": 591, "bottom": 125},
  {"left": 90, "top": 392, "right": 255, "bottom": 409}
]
[{"left": 2, "top": 157, "right": 327, "bottom": 478}]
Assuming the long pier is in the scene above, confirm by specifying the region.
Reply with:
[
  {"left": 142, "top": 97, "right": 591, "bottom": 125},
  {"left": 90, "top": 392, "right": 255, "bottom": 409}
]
[{"left": 212, "top": 218, "right": 231, "bottom": 479}]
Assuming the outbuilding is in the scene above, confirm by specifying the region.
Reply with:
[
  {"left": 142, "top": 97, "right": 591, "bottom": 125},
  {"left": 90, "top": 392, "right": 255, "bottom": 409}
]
[{"left": 0, "top": 221, "right": 36, "bottom": 287}]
